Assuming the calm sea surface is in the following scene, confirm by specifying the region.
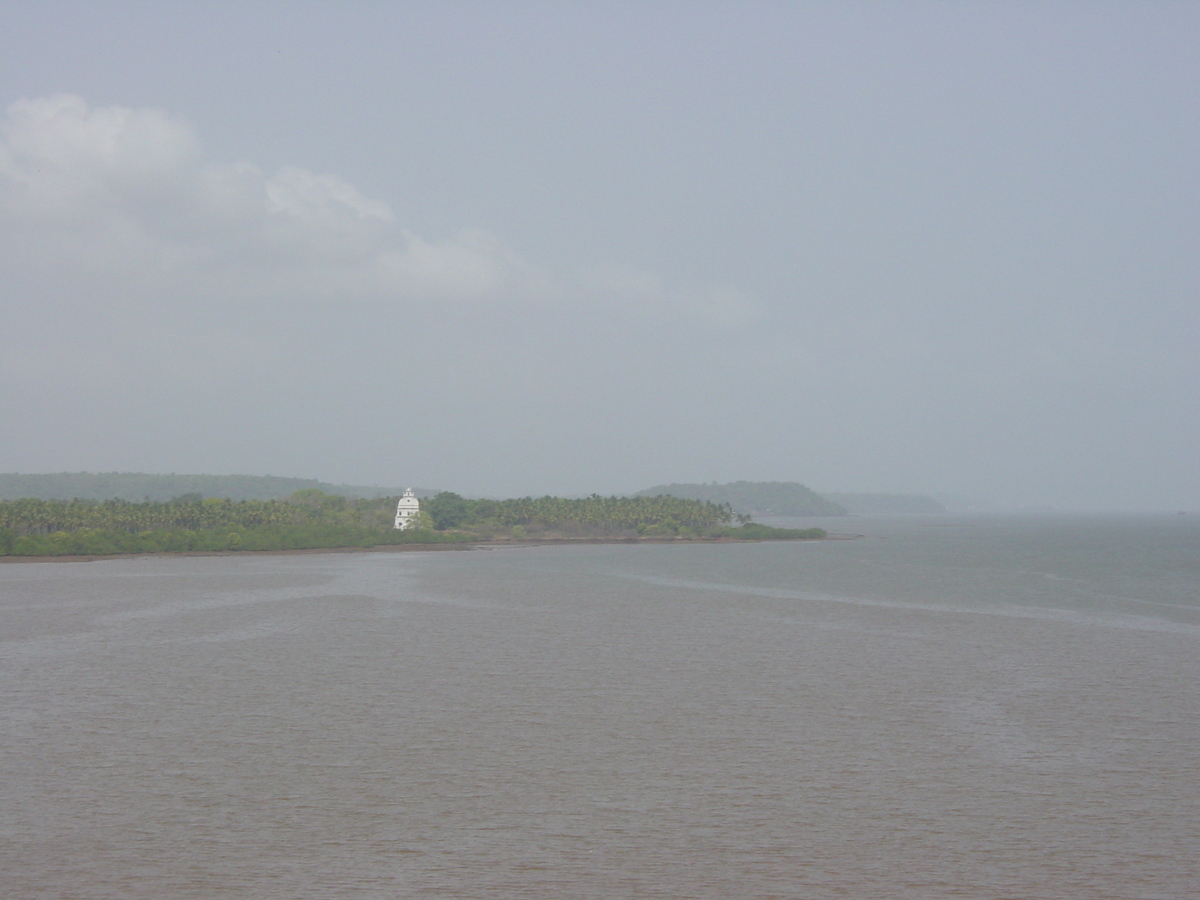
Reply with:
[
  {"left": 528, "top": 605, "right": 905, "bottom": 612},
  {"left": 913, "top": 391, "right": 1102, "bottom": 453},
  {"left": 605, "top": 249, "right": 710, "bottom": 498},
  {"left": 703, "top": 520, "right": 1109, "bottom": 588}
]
[{"left": 2, "top": 514, "right": 1197, "bottom": 899}]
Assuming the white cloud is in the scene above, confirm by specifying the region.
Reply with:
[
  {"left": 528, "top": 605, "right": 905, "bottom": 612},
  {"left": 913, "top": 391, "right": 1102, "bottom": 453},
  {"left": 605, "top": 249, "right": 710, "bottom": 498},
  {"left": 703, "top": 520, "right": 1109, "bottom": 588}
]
[
  {"left": 0, "top": 94, "right": 529, "bottom": 302},
  {"left": 0, "top": 93, "right": 200, "bottom": 215},
  {"left": 0, "top": 94, "right": 753, "bottom": 323},
  {"left": 378, "top": 228, "right": 542, "bottom": 299},
  {"left": 265, "top": 165, "right": 394, "bottom": 226}
]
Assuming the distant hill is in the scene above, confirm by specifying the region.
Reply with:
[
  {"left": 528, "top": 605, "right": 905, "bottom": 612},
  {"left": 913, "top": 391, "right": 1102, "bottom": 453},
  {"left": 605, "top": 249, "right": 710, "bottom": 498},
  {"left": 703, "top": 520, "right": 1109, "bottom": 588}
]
[
  {"left": 821, "top": 493, "right": 946, "bottom": 515},
  {"left": 0, "top": 473, "right": 430, "bottom": 502},
  {"left": 635, "top": 481, "right": 847, "bottom": 517}
]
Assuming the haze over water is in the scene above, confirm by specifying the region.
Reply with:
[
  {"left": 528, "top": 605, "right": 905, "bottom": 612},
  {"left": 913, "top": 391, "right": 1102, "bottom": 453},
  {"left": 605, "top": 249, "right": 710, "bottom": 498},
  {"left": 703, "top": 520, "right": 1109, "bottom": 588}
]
[
  {"left": 3, "top": 5, "right": 1197, "bottom": 509},
  {"left": 2, "top": 514, "right": 1198, "bottom": 898}
]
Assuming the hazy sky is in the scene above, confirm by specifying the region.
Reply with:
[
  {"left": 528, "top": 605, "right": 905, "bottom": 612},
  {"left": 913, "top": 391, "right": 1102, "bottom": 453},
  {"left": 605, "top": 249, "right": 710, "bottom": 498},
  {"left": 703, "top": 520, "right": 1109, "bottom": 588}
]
[{"left": 1, "top": 2, "right": 1196, "bottom": 508}]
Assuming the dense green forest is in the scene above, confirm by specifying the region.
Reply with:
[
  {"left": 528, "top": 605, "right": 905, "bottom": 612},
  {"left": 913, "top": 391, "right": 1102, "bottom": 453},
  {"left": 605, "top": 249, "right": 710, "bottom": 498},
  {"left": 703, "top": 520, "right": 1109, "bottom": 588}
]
[
  {"left": 421, "top": 492, "right": 763, "bottom": 537},
  {"left": 636, "top": 481, "right": 848, "bottom": 516},
  {"left": 0, "top": 490, "right": 825, "bottom": 557},
  {"left": 0, "top": 491, "right": 464, "bottom": 556}
]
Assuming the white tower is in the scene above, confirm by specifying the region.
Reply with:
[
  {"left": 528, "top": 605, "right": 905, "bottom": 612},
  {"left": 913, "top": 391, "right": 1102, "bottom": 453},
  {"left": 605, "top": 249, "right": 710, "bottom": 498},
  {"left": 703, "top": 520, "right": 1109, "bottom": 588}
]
[{"left": 394, "top": 488, "right": 420, "bottom": 530}]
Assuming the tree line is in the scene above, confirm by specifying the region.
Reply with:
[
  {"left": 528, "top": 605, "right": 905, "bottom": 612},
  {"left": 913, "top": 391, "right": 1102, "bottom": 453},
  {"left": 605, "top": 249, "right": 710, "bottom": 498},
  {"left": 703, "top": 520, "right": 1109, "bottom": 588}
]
[
  {"left": 634, "top": 481, "right": 848, "bottom": 516},
  {"left": 0, "top": 490, "right": 825, "bottom": 557},
  {"left": 421, "top": 492, "right": 740, "bottom": 535},
  {"left": 418, "top": 492, "right": 824, "bottom": 540}
]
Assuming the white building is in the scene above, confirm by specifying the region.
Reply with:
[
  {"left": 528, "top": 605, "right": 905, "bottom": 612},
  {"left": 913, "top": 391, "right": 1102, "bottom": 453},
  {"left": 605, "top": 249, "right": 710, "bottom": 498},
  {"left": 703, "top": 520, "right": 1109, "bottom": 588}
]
[{"left": 394, "top": 488, "right": 420, "bottom": 530}]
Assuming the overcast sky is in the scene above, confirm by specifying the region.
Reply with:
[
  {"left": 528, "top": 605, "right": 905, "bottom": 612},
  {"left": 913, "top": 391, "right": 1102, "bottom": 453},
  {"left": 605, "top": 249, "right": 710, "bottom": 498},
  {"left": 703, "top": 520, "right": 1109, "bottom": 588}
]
[{"left": 1, "top": 2, "right": 1196, "bottom": 509}]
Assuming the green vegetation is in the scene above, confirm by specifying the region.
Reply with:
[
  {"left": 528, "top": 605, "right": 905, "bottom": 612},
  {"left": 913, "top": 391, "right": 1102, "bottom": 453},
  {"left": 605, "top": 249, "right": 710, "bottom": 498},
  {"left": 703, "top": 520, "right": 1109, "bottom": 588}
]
[
  {"left": 0, "top": 489, "right": 828, "bottom": 557},
  {"left": 712, "top": 522, "right": 827, "bottom": 540},
  {"left": 421, "top": 492, "right": 735, "bottom": 537},
  {"left": 409, "top": 492, "right": 824, "bottom": 541},
  {"left": 635, "top": 481, "right": 847, "bottom": 516},
  {"left": 0, "top": 492, "right": 466, "bottom": 557}
]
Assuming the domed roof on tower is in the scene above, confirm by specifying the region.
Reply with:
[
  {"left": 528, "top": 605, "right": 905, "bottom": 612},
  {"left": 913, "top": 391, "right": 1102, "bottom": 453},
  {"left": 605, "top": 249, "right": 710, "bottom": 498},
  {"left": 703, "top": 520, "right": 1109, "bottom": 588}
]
[{"left": 394, "top": 488, "right": 420, "bottom": 529}]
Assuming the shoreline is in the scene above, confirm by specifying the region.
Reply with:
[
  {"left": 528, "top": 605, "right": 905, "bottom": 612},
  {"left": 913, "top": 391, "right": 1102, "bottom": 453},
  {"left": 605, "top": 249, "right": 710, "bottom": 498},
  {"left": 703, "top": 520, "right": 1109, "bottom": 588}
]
[{"left": 0, "top": 533, "right": 862, "bottom": 564}]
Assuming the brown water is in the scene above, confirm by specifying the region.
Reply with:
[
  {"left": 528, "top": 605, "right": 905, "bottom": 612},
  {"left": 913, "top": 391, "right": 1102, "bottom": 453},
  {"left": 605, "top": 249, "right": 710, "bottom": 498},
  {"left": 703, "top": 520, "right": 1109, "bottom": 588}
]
[{"left": 2, "top": 515, "right": 1197, "bottom": 898}]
